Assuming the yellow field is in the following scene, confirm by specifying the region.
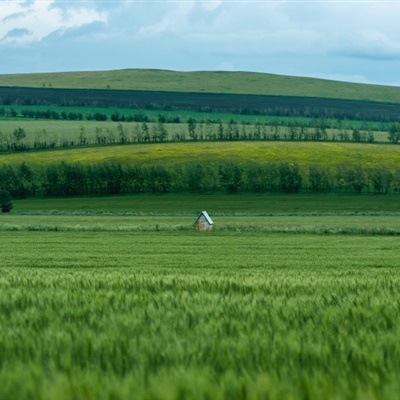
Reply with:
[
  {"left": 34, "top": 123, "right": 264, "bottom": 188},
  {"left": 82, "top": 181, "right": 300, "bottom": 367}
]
[{"left": 2, "top": 141, "right": 400, "bottom": 170}]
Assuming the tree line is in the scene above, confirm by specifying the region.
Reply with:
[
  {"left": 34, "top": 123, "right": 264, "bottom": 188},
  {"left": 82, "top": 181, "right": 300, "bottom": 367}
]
[
  {"left": 0, "top": 107, "right": 174, "bottom": 123},
  {"left": 4, "top": 119, "right": 400, "bottom": 152},
  {"left": 1, "top": 161, "right": 399, "bottom": 199},
  {"left": 0, "top": 105, "right": 394, "bottom": 129}
]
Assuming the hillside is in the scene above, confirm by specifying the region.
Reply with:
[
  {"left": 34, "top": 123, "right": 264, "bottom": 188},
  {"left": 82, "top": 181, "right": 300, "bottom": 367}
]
[{"left": 1, "top": 69, "right": 400, "bottom": 104}]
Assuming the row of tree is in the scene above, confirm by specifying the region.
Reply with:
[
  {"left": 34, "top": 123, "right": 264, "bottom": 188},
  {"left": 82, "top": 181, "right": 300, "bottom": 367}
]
[
  {"left": 2, "top": 106, "right": 395, "bottom": 131},
  {"left": 0, "top": 108, "right": 169, "bottom": 123},
  {"left": 1, "top": 161, "right": 399, "bottom": 199},
  {"left": 3, "top": 120, "right": 399, "bottom": 152}
]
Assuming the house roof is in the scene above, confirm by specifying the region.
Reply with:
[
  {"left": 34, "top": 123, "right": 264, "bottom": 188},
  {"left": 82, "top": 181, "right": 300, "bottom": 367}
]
[{"left": 195, "top": 211, "right": 213, "bottom": 225}]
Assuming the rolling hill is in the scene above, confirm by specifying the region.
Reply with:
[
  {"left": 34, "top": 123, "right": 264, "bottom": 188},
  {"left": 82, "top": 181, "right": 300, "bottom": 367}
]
[{"left": 0, "top": 69, "right": 400, "bottom": 104}]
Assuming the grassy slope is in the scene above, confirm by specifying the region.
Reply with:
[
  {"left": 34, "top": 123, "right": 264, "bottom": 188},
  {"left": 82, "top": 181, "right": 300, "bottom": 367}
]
[
  {"left": 2, "top": 141, "right": 400, "bottom": 170},
  {"left": 1, "top": 69, "right": 400, "bottom": 103}
]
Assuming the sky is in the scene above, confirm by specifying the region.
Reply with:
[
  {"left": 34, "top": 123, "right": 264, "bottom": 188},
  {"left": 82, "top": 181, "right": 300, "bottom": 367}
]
[{"left": 1, "top": 0, "right": 400, "bottom": 86}]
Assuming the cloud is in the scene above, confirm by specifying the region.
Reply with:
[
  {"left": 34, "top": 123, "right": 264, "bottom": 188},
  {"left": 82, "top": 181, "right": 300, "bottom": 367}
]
[
  {"left": 0, "top": 0, "right": 107, "bottom": 45},
  {"left": 3, "top": 28, "right": 31, "bottom": 39},
  {"left": 201, "top": 0, "right": 222, "bottom": 12},
  {"left": 137, "top": 2, "right": 196, "bottom": 36},
  {"left": 277, "top": 2, "right": 400, "bottom": 59},
  {"left": 334, "top": 30, "right": 400, "bottom": 60},
  {"left": 2, "top": 0, "right": 400, "bottom": 85}
]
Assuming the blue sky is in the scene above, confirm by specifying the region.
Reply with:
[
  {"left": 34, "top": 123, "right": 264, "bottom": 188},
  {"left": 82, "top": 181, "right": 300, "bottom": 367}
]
[{"left": 1, "top": 0, "right": 400, "bottom": 86}]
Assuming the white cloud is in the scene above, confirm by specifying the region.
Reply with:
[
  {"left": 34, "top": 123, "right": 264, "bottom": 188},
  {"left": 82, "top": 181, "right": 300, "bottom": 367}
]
[
  {"left": 334, "top": 30, "right": 400, "bottom": 60},
  {"left": 201, "top": 0, "right": 222, "bottom": 12},
  {"left": 0, "top": 0, "right": 107, "bottom": 45},
  {"left": 2, "top": 0, "right": 400, "bottom": 84},
  {"left": 138, "top": 2, "right": 196, "bottom": 36},
  {"left": 277, "top": 1, "right": 400, "bottom": 57}
]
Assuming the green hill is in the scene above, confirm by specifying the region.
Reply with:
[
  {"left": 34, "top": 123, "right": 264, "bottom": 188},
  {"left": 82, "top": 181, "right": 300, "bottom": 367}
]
[{"left": 1, "top": 69, "right": 400, "bottom": 104}]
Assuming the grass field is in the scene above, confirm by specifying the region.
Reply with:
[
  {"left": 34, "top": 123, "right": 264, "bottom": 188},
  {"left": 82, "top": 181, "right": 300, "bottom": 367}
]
[
  {"left": 6, "top": 193, "right": 400, "bottom": 234},
  {"left": 12, "top": 193, "right": 400, "bottom": 214},
  {"left": 1, "top": 69, "right": 400, "bottom": 103},
  {"left": 1, "top": 194, "right": 400, "bottom": 399},
  {"left": 3, "top": 212, "right": 400, "bottom": 234},
  {"left": 1, "top": 230, "right": 400, "bottom": 399}
]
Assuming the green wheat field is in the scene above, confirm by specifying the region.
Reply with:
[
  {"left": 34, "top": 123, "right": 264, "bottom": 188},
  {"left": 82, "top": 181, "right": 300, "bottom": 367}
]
[{"left": 0, "top": 194, "right": 399, "bottom": 400}]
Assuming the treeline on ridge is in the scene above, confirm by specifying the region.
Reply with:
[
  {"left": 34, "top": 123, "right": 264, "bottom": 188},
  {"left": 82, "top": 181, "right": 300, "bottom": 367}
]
[
  {"left": 2, "top": 86, "right": 400, "bottom": 122},
  {"left": 0, "top": 161, "right": 397, "bottom": 199}
]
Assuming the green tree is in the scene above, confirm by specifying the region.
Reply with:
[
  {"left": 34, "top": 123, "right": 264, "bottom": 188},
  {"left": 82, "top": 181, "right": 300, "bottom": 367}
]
[
  {"left": 279, "top": 163, "right": 302, "bottom": 193},
  {"left": 125, "top": 166, "right": 147, "bottom": 193},
  {"left": 17, "top": 162, "right": 36, "bottom": 198},
  {"left": 156, "top": 121, "right": 168, "bottom": 142},
  {"left": 351, "top": 128, "right": 361, "bottom": 142},
  {"left": 219, "top": 163, "right": 242, "bottom": 193},
  {"left": 336, "top": 165, "right": 366, "bottom": 193},
  {"left": 0, "top": 189, "right": 13, "bottom": 213},
  {"left": 133, "top": 124, "right": 143, "bottom": 142},
  {"left": 0, "top": 165, "right": 18, "bottom": 197},
  {"left": 227, "top": 120, "right": 239, "bottom": 140},
  {"left": 186, "top": 164, "right": 205, "bottom": 192},
  {"left": 43, "top": 164, "right": 61, "bottom": 196},
  {"left": 367, "top": 127, "right": 375, "bottom": 143},
  {"left": 217, "top": 121, "right": 225, "bottom": 140},
  {"left": 391, "top": 168, "right": 400, "bottom": 193},
  {"left": 142, "top": 122, "right": 150, "bottom": 142},
  {"left": 12, "top": 127, "right": 27, "bottom": 150},
  {"left": 308, "top": 165, "right": 333, "bottom": 193},
  {"left": 245, "top": 163, "right": 269, "bottom": 192},
  {"left": 368, "top": 167, "right": 392, "bottom": 194},
  {"left": 185, "top": 164, "right": 217, "bottom": 193},
  {"left": 188, "top": 118, "right": 197, "bottom": 140},
  {"left": 117, "top": 123, "right": 128, "bottom": 144},
  {"left": 388, "top": 123, "right": 400, "bottom": 144},
  {"left": 149, "top": 165, "right": 171, "bottom": 193},
  {"left": 79, "top": 126, "right": 87, "bottom": 146},
  {"left": 314, "top": 120, "right": 328, "bottom": 141},
  {"left": 95, "top": 127, "right": 106, "bottom": 145},
  {"left": 288, "top": 123, "right": 299, "bottom": 141},
  {"left": 271, "top": 120, "right": 280, "bottom": 140}
]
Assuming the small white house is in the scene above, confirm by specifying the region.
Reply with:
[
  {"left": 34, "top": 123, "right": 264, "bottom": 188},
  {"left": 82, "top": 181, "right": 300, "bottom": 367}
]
[{"left": 194, "top": 211, "right": 213, "bottom": 231}]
